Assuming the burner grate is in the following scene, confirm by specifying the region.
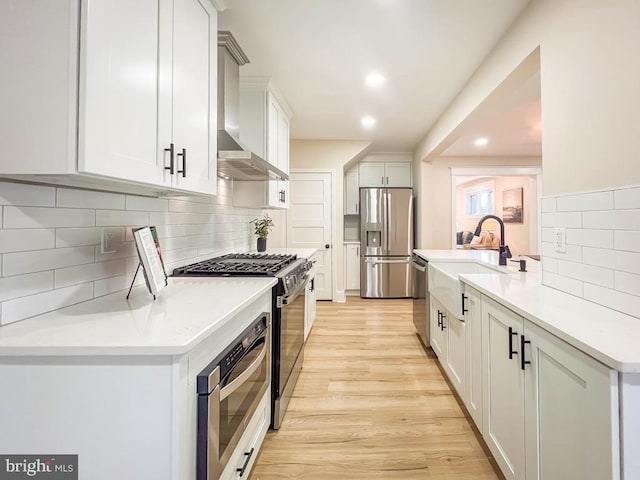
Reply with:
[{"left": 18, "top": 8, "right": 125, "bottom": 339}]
[{"left": 173, "top": 253, "right": 298, "bottom": 277}]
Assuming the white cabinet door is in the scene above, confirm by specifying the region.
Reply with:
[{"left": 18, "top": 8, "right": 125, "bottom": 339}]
[
  {"left": 358, "top": 163, "right": 385, "bottom": 187},
  {"left": 170, "top": 0, "right": 217, "bottom": 195},
  {"left": 384, "top": 162, "right": 412, "bottom": 187},
  {"left": 267, "top": 94, "right": 279, "bottom": 167},
  {"left": 482, "top": 298, "right": 525, "bottom": 480},
  {"left": 344, "top": 168, "right": 359, "bottom": 215},
  {"left": 79, "top": 0, "right": 167, "bottom": 186},
  {"left": 524, "top": 319, "right": 619, "bottom": 480},
  {"left": 445, "top": 309, "right": 466, "bottom": 399},
  {"left": 345, "top": 245, "right": 360, "bottom": 290},
  {"left": 278, "top": 109, "right": 290, "bottom": 173},
  {"left": 430, "top": 297, "right": 447, "bottom": 360},
  {"left": 464, "top": 286, "right": 483, "bottom": 432},
  {"left": 305, "top": 264, "right": 317, "bottom": 341}
]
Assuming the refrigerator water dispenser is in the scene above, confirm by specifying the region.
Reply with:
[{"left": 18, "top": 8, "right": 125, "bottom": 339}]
[{"left": 366, "top": 231, "right": 381, "bottom": 247}]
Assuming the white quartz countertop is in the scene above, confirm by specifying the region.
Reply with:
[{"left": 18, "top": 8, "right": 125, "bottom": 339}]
[
  {"left": 255, "top": 247, "right": 318, "bottom": 259},
  {"left": 0, "top": 277, "right": 276, "bottom": 356},
  {"left": 415, "top": 249, "right": 640, "bottom": 372}
]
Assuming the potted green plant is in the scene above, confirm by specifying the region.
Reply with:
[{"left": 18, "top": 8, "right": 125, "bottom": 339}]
[{"left": 251, "top": 214, "right": 274, "bottom": 252}]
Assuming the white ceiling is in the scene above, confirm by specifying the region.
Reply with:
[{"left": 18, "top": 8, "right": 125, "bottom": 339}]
[
  {"left": 442, "top": 70, "right": 541, "bottom": 157},
  {"left": 219, "top": 0, "right": 532, "bottom": 152}
]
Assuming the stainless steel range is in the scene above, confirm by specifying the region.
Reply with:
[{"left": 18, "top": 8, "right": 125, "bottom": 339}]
[{"left": 174, "top": 253, "right": 311, "bottom": 430}]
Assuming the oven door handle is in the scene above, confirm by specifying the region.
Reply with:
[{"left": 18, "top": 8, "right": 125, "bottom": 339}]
[
  {"left": 220, "top": 339, "right": 268, "bottom": 401},
  {"left": 282, "top": 276, "right": 309, "bottom": 305}
]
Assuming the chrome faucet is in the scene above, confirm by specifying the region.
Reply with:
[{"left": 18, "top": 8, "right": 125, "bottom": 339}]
[{"left": 473, "top": 215, "right": 512, "bottom": 266}]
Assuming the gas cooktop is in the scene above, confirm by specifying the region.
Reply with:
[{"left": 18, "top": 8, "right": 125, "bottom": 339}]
[{"left": 172, "top": 253, "right": 298, "bottom": 277}]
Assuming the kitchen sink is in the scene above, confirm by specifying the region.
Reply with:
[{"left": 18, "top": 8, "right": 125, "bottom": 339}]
[{"left": 428, "top": 261, "right": 506, "bottom": 319}]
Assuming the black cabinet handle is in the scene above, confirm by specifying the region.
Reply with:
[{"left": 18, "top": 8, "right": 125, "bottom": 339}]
[
  {"left": 237, "top": 448, "right": 254, "bottom": 477},
  {"left": 437, "top": 310, "right": 442, "bottom": 328},
  {"left": 508, "top": 327, "right": 518, "bottom": 359},
  {"left": 177, "top": 148, "right": 186, "bottom": 177},
  {"left": 520, "top": 335, "right": 531, "bottom": 370},
  {"left": 462, "top": 293, "right": 469, "bottom": 314},
  {"left": 164, "top": 143, "right": 175, "bottom": 174},
  {"left": 386, "top": 176, "right": 389, "bottom": 184}
]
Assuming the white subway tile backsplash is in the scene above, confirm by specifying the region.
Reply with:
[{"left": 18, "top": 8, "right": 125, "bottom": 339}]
[
  {"left": 55, "top": 228, "right": 101, "bottom": 248},
  {"left": 0, "top": 282, "right": 94, "bottom": 325},
  {"left": 556, "top": 191, "right": 614, "bottom": 212},
  {"left": 94, "top": 275, "right": 129, "bottom": 297},
  {"left": 614, "top": 231, "right": 640, "bottom": 252},
  {"left": 583, "top": 283, "right": 640, "bottom": 318},
  {"left": 615, "top": 187, "right": 640, "bottom": 209},
  {"left": 0, "top": 272, "right": 53, "bottom": 302},
  {"left": 583, "top": 209, "right": 640, "bottom": 230},
  {"left": 55, "top": 259, "right": 125, "bottom": 288},
  {"left": 0, "top": 182, "right": 55, "bottom": 207},
  {"left": 543, "top": 185, "right": 640, "bottom": 318},
  {"left": 557, "top": 260, "right": 614, "bottom": 288},
  {"left": 541, "top": 197, "right": 557, "bottom": 212},
  {"left": 541, "top": 211, "right": 582, "bottom": 228},
  {"left": 615, "top": 271, "right": 640, "bottom": 297},
  {"left": 3, "top": 246, "right": 95, "bottom": 277},
  {"left": 543, "top": 271, "right": 584, "bottom": 297},
  {"left": 0, "top": 229, "right": 55, "bottom": 253},
  {"left": 542, "top": 257, "right": 559, "bottom": 273},
  {"left": 542, "top": 242, "right": 583, "bottom": 263},
  {"left": 57, "top": 189, "right": 125, "bottom": 210},
  {"left": 96, "top": 210, "right": 150, "bottom": 227},
  {"left": 125, "top": 195, "right": 169, "bottom": 212},
  {"left": 583, "top": 247, "right": 640, "bottom": 275},
  {"left": 3, "top": 206, "right": 95, "bottom": 229},
  {"left": 565, "top": 228, "right": 614, "bottom": 248},
  {"left": 0, "top": 181, "right": 258, "bottom": 326}
]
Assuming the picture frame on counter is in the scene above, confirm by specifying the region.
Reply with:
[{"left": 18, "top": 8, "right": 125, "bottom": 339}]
[{"left": 128, "top": 226, "right": 168, "bottom": 299}]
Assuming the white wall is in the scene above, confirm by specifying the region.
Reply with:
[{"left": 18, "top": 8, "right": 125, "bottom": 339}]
[
  {"left": 415, "top": 0, "right": 640, "bottom": 196},
  {"left": 0, "top": 179, "right": 259, "bottom": 325}
]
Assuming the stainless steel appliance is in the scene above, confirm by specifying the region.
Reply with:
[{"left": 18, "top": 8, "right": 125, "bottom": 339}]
[
  {"left": 412, "top": 254, "right": 430, "bottom": 346},
  {"left": 360, "top": 187, "right": 414, "bottom": 298},
  {"left": 196, "top": 313, "right": 270, "bottom": 480},
  {"left": 174, "top": 253, "right": 310, "bottom": 430}
]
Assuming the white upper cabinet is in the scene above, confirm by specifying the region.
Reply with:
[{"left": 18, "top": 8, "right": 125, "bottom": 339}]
[
  {"left": 358, "top": 162, "right": 412, "bottom": 188},
  {"left": 344, "top": 167, "right": 359, "bottom": 215},
  {"left": 1, "top": 0, "right": 218, "bottom": 196},
  {"left": 235, "top": 77, "right": 293, "bottom": 209}
]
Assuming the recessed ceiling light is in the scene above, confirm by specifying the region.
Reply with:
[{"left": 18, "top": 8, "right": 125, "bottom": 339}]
[
  {"left": 365, "top": 72, "right": 386, "bottom": 89},
  {"left": 361, "top": 116, "right": 377, "bottom": 129},
  {"left": 474, "top": 137, "right": 489, "bottom": 147}
]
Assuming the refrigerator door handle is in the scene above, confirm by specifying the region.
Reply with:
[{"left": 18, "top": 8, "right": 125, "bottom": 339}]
[{"left": 365, "top": 257, "right": 411, "bottom": 265}]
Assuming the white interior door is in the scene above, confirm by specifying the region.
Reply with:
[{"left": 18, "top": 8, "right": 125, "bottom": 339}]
[{"left": 287, "top": 172, "right": 332, "bottom": 300}]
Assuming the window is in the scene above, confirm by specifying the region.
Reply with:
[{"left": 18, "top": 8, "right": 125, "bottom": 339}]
[{"left": 465, "top": 187, "right": 494, "bottom": 216}]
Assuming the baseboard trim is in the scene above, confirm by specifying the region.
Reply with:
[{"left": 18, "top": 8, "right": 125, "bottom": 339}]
[{"left": 334, "top": 290, "right": 346, "bottom": 303}]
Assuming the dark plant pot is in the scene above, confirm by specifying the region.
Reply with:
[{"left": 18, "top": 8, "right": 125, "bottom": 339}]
[{"left": 257, "top": 237, "right": 267, "bottom": 252}]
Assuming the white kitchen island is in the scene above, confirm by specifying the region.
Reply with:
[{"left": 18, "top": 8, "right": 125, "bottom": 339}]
[
  {"left": 415, "top": 249, "right": 640, "bottom": 480},
  {"left": 0, "top": 277, "right": 276, "bottom": 480}
]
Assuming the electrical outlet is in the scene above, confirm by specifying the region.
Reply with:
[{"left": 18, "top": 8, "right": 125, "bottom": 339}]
[
  {"left": 101, "top": 227, "right": 121, "bottom": 254},
  {"left": 554, "top": 227, "right": 566, "bottom": 253}
]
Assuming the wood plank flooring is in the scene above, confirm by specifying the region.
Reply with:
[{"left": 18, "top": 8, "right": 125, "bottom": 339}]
[{"left": 249, "top": 297, "right": 502, "bottom": 480}]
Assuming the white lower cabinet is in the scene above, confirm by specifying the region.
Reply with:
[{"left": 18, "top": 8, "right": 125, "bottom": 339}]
[
  {"left": 220, "top": 390, "right": 270, "bottom": 480},
  {"left": 345, "top": 244, "right": 360, "bottom": 292},
  {"left": 304, "top": 260, "right": 317, "bottom": 341},
  {"left": 481, "top": 296, "right": 619, "bottom": 480},
  {"left": 463, "top": 286, "right": 483, "bottom": 432},
  {"left": 429, "top": 296, "right": 447, "bottom": 360}
]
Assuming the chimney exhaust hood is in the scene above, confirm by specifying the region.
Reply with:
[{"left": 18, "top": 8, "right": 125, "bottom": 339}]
[{"left": 217, "top": 32, "right": 288, "bottom": 182}]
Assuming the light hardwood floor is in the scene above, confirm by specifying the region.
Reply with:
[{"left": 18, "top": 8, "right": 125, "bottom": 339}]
[{"left": 250, "top": 296, "right": 502, "bottom": 480}]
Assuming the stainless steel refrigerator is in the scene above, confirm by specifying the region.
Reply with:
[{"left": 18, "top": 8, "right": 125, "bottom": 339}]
[{"left": 360, "top": 187, "right": 414, "bottom": 298}]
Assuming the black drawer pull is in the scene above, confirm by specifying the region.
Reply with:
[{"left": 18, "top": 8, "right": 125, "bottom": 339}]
[
  {"left": 164, "top": 143, "right": 174, "bottom": 174},
  {"left": 177, "top": 148, "right": 187, "bottom": 177},
  {"left": 509, "top": 327, "right": 518, "bottom": 359},
  {"left": 462, "top": 293, "right": 469, "bottom": 314},
  {"left": 520, "top": 335, "right": 531, "bottom": 370},
  {"left": 237, "top": 447, "right": 255, "bottom": 477}
]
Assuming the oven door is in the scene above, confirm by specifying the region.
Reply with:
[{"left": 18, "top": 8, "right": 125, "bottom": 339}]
[
  {"left": 279, "top": 278, "right": 308, "bottom": 392},
  {"left": 198, "top": 323, "right": 270, "bottom": 480}
]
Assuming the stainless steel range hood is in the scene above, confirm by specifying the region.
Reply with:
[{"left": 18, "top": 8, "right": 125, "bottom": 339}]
[{"left": 217, "top": 32, "right": 288, "bottom": 181}]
